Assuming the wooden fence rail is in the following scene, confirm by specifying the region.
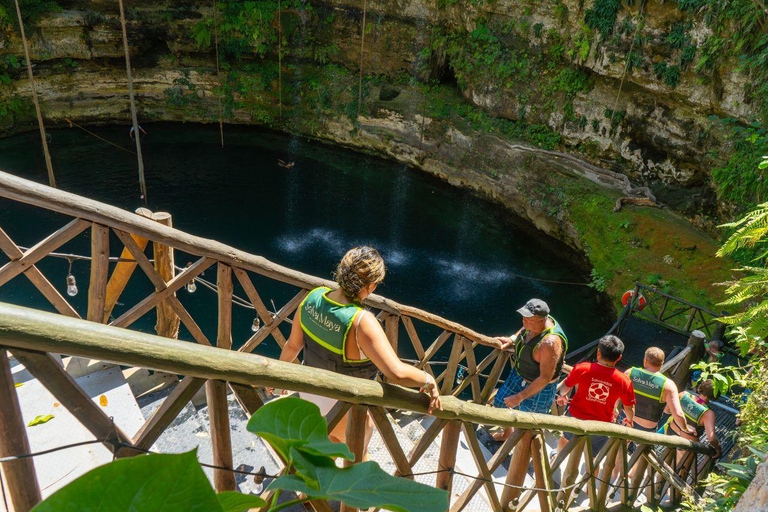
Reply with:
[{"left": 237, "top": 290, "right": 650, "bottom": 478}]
[{"left": 0, "top": 171, "right": 718, "bottom": 512}]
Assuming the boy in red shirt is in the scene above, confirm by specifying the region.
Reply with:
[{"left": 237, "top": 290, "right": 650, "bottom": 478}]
[{"left": 555, "top": 335, "right": 636, "bottom": 456}]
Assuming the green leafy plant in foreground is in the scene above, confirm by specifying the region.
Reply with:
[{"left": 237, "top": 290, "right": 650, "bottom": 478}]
[{"left": 32, "top": 397, "right": 447, "bottom": 512}]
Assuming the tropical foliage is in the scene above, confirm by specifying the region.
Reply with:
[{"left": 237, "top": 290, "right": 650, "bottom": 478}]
[{"left": 31, "top": 397, "right": 447, "bottom": 512}]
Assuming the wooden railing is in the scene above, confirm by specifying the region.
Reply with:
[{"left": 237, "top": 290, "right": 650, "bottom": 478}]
[
  {"left": 0, "top": 170, "right": 716, "bottom": 512},
  {"left": 0, "top": 303, "right": 714, "bottom": 512}
]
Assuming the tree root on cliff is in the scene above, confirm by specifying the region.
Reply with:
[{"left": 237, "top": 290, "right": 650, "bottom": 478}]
[{"left": 614, "top": 196, "right": 660, "bottom": 212}]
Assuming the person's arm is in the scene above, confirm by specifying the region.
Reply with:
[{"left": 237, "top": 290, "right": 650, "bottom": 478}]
[
  {"left": 623, "top": 403, "right": 635, "bottom": 426},
  {"left": 357, "top": 312, "right": 441, "bottom": 413},
  {"left": 555, "top": 383, "right": 573, "bottom": 406},
  {"left": 702, "top": 410, "right": 721, "bottom": 456},
  {"left": 496, "top": 327, "right": 524, "bottom": 351},
  {"left": 279, "top": 309, "right": 305, "bottom": 363},
  {"left": 664, "top": 381, "right": 694, "bottom": 435},
  {"left": 505, "top": 335, "right": 561, "bottom": 408}
]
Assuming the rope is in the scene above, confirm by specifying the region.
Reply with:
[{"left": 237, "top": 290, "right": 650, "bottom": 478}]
[
  {"left": 277, "top": 0, "right": 282, "bottom": 120},
  {"left": 117, "top": 0, "right": 148, "bottom": 204},
  {"left": 357, "top": 0, "right": 367, "bottom": 117},
  {"left": 0, "top": 439, "right": 658, "bottom": 495},
  {"left": 13, "top": 0, "right": 55, "bottom": 188},
  {"left": 64, "top": 118, "right": 137, "bottom": 155},
  {"left": 212, "top": 0, "right": 224, "bottom": 147},
  {"left": 610, "top": 0, "right": 646, "bottom": 128}
]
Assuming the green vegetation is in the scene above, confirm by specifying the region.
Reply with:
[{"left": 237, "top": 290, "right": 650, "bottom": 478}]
[
  {"left": 32, "top": 398, "right": 446, "bottom": 512},
  {"left": 0, "top": 0, "right": 59, "bottom": 28},
  {"left": 0, "top": 55, "right": 30, "bottom": 125},
  {"left": 584, "top": 0, "right": 623, "bottom": 37},
  {"left": 710, "top": 121, "right": 768, "bottom": 208},
  {"left": 682, "top": 167, "right": 768, "bottom": 511}
]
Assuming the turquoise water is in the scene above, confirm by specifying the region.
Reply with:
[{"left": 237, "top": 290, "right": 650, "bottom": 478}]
[{"left": 0, "top": 123, "right": 611, "bottom": 359}]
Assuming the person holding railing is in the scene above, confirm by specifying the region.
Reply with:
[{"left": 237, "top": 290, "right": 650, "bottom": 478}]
[
  {"left": 626, "top": 347, "right": 693, "bottom": 436},
  {"left": 665, "top": 379, "right": 721, "bottom": 464},
  {"left": 270, "top": 246, "right": 441, "bottom": 448},
  {"left": 491, "top": 299, "right": 568, "bottom": 441}
]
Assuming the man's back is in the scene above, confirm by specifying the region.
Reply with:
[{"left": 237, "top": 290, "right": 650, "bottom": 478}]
[{"left": 565, "top": 362, "right": 636, "bottom": 422}]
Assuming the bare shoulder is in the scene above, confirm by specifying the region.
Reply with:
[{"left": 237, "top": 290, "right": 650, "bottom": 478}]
[
  {"left": 538, "top": 334, "right": 563, "bottom": 356},
  {"left": 664, "top": 378, "right": 679, "bottom": 394}
]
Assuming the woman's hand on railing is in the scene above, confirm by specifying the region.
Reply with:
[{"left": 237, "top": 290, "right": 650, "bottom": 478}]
[
  {"left": 555, "top": 394, "right": 569, "bottom": 407},
  {"left": 420, "top": 373, "right": 442, "bottom": 414}
]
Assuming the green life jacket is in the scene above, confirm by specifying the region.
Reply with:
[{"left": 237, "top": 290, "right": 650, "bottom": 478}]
[
  {"left": 680, "top": 392, "right": 709, "bottom": 437},
  {"left": 300, "top": 287, "right": 377, "bottom": 379},
  {"left": 515, "top": 316, "right": 568, "bottom": 382},
  {"left": 629, "top": 367, "right": 668, "bottom": 423}
]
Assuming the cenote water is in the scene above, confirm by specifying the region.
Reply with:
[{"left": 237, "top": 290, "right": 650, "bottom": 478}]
[{"left": 0, "top": 123, "right": 611, "bottom": 360}]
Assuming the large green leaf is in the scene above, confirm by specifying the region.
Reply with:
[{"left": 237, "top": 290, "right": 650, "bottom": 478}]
[
  {"left": 32, "top": 450, "right": 222, "bottom": 512},
  {"left": 246, "top": 397, "right": 352, "bottom": 461},
  {"left": 289, "top": 446, "right": 336, "bottom": 489},
  {"left": 216, "top": 491, "right": 266, "bottom": 512},
  {"left": 267, "top": 461, "right": 448, "bottom": 512}
]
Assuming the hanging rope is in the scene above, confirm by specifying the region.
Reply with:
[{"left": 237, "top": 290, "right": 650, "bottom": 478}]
[
  {"left": 117, "top": 0, "right": 148, "bottom": 204},
  {"left": 64, "top": 118, "right": 137, "bottom": 155},
  {"left": 212, "top": 0, "right": 224, "bottom": 147},
  {"left": 357, "top": 0, "right": 367, "bottom": 117},
  {"left": 13, "top": 0, "right": 55, "bottom": 188},
  {"left": 277, "top": 0, "right": 283, "bottom": 120},
  {"left": 610, "top": 0, "right": 646, "bottom": 128}
]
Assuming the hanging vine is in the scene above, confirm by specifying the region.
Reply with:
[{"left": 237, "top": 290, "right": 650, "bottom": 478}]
[
  {"left": 357, "top": 0, "right": 367, "bottom": 118},
  {"left": 213, "top": 0, "right": 224, "bottom": 147}
]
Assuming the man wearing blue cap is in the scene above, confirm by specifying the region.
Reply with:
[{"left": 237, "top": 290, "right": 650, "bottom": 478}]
[{"left": 492, "top": 298, "right": 568, "bottom": 441}]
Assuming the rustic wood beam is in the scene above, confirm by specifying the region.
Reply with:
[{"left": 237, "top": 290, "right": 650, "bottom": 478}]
[
  {"left": 9, "top": 349, "right": 131, "bottom": 449},
  {"left": 0, "top": 349, "right": 41, "bottom": 512},
  {"left": 113, "top": 229, "right": 211, "bottom": 346},
  {"left": 87, "top": 224, "right": 110, "bottom": 322},
  {"left": 103, "top": 208, "right": 153, "bottom": 322},
  {"left": 368, "top": 406, "right": 412, "bottom": 479},
  {"left": 152, "top": 213, "right": 180, "bottom": 339},
  {"left": 341, "top": 405, "right": 368, "bottom": 512},
  {"left": 0, "top": 170, "right": 502, "bottom": 347},
  {"left": 0, "top": 303, "right": 715, "bottom": 454},
  {"left": 531, "top": 431, "right": 554, "bottom": 512},
  {"left": 502, "top": 430, "right": 533, "bottom": 511},
  {"left": 233, "top": 267, "right": 288, "bottom": 348},
  {"left": 131, "top": 376, "right": 205, "bottom": 451},
  {"left": 384, "top": 314, "right": 399, "bottom": 352},
  {"left": 401, "top": 316, "right": 433, "bottom": 377},
  {"left": 207, "top": 262, "right": 235, "bottom": 491},
  {"left": 436, "top": 420, "right": 460, "bottom": 494},
  {"left": 324, "top": 401, "right": 352, "bottom": 433},
  {"left": 228, "top": 383, "right": 265, "bottom": 417},
  {"left": 110, "top": 257, "right": 214, "bottom": 329},
  {"left": 0, "top": 218, "right": 89, "bottom": 287},
  {"left": 0, "top": 227, "right": 80, "bottom": 318},
  {"left": 238, "top": 290, "right": 307, "bottom": 354},
  {"left": 461, "top": 423, "right": 502, "bottom": 511},
  {"left": 401, "top": 419, "right": 447, "bottom": 473}
]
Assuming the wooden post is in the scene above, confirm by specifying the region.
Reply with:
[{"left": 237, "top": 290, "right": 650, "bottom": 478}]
[
  {"left": 596, "top": 439, "right": 621, "bottom": 512},
  {"left": 530, "top": 431, "right": 554, "bottom": 512},
  {"left": 502, "top": 429, "right": 533, "bottom": 511},
  {"left": 384, "top": 314, "right": 399, "bottom": 353},
  {"left": 0, "top": 349, "right": 41, "bottom": 512},
  {"left": 436, "top": 421, "right": 460, "bottom": 494},
  {"left": 103, "top": 208, "right": 152, "bottom": 322},
  {"left": 558, "top": 436, "right": 587, "bottom": 509},
  {"left": 671, "top": 330, "right": 706, "bottom": 391},
  {"left": 151, "top": 213, "right": 180, "bottom": 339},
  {"left": 87, "top": 224, "right": 110, "bottom": 322},
  {"left": 341, "top": 404, "right": 367, "bottom": 512},
  {"left": 206, "top": 263, "right": 235, "bottom": 491}
]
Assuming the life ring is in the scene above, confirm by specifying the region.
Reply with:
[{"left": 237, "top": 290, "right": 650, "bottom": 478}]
[{"left": 621, "top": 290, "right": 646, "bottom": 310}]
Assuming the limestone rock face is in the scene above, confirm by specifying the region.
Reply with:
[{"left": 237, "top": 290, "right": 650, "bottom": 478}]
[{"left": 0, "top": 0, "right": 761, "bottom": 222}]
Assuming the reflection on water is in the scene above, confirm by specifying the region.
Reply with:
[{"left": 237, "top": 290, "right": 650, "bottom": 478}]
[{"left": 0, "top": 123, "right": 611, "bottom": 359}]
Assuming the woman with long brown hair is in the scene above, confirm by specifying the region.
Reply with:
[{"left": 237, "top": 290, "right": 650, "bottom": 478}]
[{"left": 274, "top": 246, "right": 441, "bottom": 446}]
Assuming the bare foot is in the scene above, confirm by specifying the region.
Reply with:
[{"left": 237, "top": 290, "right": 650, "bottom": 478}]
[{"left": 491, "top": 428, "right": 511, "bottom": 441}]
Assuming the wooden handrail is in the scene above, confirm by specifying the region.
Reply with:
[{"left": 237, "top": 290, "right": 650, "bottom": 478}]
[
  {"left": 0, "top": 170, "right": 500, "bottom": 348},
  {"left": 0, "top": 301, "right": 713, "bottom": 454}
]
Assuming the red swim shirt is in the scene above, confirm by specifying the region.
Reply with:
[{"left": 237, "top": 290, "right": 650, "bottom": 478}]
[{"left": 564, "top": 362, "right": 636, "bottom": 422}]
